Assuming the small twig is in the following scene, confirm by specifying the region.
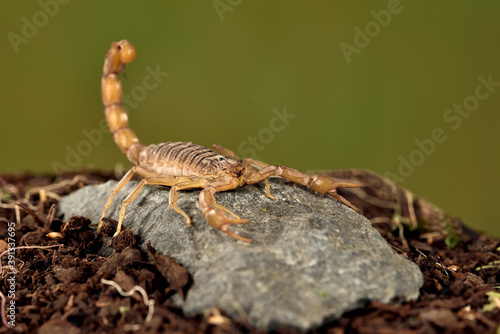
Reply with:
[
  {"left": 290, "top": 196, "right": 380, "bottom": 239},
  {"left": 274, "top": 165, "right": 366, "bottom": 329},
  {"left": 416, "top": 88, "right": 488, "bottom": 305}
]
[
  {"left": 15, "top": 206, "right": 20, "bottom": 225},
  {"left": 352, "top": 188, "right": 398, "bottom": 210},
  {"left": 39, "top": 189, "right": 47, "bottom": 203},
  {"left": 39, "top": 190, "right": 63, "bottom": 202},
  {"left": 24, "top": 175, "right": 99, "bottom": 203},
  {"left": 415, "top": 248, "right": 427, "bottom": 258},
  {"left": 14, "top": 203, "right": 43, "bottom": 225},
  {"left": 419, "top": 231, "right": 443, "bottom": 243},
  {"left": 101, "top": 278, "right": 155, "bottom": 325},
  {"left": 393, "top": 216, "right": 409, "bottom": 250},
  {"left": 405, "top": 191, "right": 418, "bottom": 227},
  {"left": 370, "top": 217, "right": 392, "bottom": 224},
  {"left": 45, "top": 204, "right": 57, "bottom": 228},
  {"left": 475, "top": 260, "right": 500, "bottom": 272}
]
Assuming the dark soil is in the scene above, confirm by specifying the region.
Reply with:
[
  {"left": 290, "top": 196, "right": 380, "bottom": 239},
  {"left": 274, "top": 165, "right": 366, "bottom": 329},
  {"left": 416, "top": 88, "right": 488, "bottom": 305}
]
[{"left": 0, "top": 170, "right": 499, "bottom": 333}]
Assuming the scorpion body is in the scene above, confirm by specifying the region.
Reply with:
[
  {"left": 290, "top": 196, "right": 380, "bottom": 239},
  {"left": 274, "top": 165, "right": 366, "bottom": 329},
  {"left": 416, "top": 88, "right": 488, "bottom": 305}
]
[
  {"left": 98, "top": 40, "right": 360, "bottom": 242},
  {"left": 138, "top": 142, "right": 239, "bottom": 178}
]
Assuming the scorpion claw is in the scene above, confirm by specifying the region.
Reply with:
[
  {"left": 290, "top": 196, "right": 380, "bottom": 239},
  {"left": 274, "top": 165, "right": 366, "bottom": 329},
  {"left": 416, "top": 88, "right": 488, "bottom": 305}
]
[
  {"left": 205, "top": 209, "right": 253, "bottom": 243},
  {"left": 329, "top": 191, "right": 360, "bottom": 213},
  {"left": 308, "top": 176, "right": 361, "bottom": 212}
]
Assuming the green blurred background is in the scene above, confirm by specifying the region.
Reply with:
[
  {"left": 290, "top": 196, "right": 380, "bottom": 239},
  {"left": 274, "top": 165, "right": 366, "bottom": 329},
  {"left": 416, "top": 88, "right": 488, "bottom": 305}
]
[{"left": 1, "top": 1, "right": 499, "bottom": 237}]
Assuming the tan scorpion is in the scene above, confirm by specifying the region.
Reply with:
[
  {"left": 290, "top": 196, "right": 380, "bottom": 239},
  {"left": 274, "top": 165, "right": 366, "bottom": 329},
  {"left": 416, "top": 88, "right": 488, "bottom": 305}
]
[{"left": 98, "top": 40, "right": 360, "bottom": 243}]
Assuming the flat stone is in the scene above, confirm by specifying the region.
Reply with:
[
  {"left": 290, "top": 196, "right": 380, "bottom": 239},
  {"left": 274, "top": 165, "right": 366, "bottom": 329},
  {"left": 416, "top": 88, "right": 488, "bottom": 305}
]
[{"left": 58, "top": 177, "right": 423, "bottom": 331}]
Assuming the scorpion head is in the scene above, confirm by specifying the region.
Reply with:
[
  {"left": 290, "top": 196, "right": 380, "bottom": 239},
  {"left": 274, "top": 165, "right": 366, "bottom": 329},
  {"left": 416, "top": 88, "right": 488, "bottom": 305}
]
[
  {"left": 224, "top": 159, "right": 245, "bottom": 177},
  {"left": 198, "top": 155, "right": 242, "bottom": 177},
  {"left": 218, "top": 156, "right": 243, "bottom": 175}
]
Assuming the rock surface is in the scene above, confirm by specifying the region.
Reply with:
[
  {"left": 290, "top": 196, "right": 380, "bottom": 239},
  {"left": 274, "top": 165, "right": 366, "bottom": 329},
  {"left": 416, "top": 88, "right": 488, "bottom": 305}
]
[{"left": 58, "top": 178, "right": 423, "bottom": 331}]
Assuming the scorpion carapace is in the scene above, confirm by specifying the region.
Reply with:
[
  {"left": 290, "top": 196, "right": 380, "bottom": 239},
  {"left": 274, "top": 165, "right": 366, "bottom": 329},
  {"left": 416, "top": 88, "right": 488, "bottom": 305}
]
[{"left": 98, "top": 40, "right": 361, "bottom": 243}]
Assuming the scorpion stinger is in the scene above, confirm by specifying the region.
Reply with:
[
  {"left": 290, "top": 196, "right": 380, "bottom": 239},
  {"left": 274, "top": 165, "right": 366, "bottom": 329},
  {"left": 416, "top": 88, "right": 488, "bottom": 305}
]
[{"left": 98, "top": 40, "right": 360, "bottom": 242}]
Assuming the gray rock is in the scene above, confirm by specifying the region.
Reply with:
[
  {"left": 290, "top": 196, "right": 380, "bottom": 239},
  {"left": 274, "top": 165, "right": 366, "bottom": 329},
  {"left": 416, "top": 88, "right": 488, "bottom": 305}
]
[{"left": 58, "top": 177, "right": 423, "bottom": 331}]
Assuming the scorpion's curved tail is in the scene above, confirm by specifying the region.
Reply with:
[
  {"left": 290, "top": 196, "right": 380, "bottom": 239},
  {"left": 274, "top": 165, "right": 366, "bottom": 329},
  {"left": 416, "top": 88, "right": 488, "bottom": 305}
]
[{"left": 101, "top": 40, "right": 144, "bottom": 164}]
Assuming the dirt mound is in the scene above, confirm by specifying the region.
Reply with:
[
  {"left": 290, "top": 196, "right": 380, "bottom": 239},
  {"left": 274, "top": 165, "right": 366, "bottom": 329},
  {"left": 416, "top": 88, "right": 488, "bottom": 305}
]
[{"left": 1, "top": 170, "right": 499, "bottom": 333}]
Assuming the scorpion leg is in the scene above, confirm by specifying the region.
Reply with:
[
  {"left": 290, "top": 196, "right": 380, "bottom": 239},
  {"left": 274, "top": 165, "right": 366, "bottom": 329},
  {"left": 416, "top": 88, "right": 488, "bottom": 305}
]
[
  {"left": 97, "top": 167, "right": 136, "bottom": 234},
  {"left": 113, "top": 175, "right": 182, "bottom": 237},
  {"left": 170, "top": 181, "right": 242, "bottom": 221},
  {"left": 168, "top": 179, "right": 210, "bottom": 225},
  {"left": 199, "top": 178, "right": 253, "bottom": 243},
  {"left": 242, "top": 163, "right": 361, "bottom": 212},
  {"left": 241, "top": 158, "right": 276, "bottom": 200},
  {"left": 212, "top": 144, "right": 242, "bottom": 161},
  {"left": 212, "top": 144, "right": 271, "bottom": 169},
  {"left": 242, "top": 157, "right": 270, "bottom": 169}
]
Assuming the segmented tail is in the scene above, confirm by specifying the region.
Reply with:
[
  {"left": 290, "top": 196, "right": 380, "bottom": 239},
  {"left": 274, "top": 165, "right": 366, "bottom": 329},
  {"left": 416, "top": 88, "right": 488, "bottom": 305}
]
[{"left": 101, "top": 40, "right": 144, "bottom": 164}]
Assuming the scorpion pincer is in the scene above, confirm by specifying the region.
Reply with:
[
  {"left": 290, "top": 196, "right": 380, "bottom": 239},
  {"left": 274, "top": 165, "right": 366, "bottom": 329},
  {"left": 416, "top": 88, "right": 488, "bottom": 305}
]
[{"left": 98, "top": 40, "right": 360, "bottom": 243}]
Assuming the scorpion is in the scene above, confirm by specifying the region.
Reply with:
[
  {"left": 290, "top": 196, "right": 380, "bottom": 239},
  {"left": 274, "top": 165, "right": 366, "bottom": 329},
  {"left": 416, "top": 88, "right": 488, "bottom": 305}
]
[{"left": 97, "top": 40, "right": 360, "bottom": 243}]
